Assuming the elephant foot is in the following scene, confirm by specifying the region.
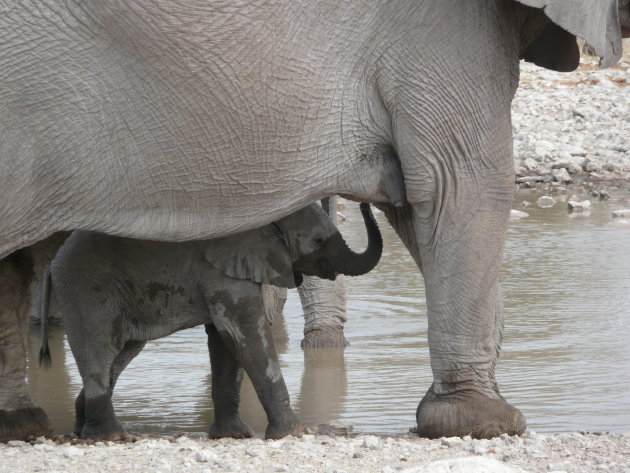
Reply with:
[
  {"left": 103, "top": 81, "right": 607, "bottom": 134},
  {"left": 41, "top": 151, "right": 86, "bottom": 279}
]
[
  {"left": 209, "top": 417, "right": 254, "bottom": 439},
  {"left": 0, "top": 407, "right": 51, "bottom": 443},
  {"left": 80, "top": 422, "right": 129, "bottom": 441},
  {"left": 265, "top": 412, "right": 305, "bottom": 439},
  {"left": 79, "top": 394, "right": 129, "bottom": 441},
  {"left": 415, "top": 385, "right": 526, "bottom": 439},
  {"left": 301, "top": 328, "right": 349, "bottom": 348}
]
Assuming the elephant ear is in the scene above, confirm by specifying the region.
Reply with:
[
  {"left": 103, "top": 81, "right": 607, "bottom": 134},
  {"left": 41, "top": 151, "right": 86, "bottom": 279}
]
[
  {"left": 517, "top": 0, "right": 623, "bottom": 69},
  {"left": 203, "top": 225, "right": 298, "bottom": 289}
]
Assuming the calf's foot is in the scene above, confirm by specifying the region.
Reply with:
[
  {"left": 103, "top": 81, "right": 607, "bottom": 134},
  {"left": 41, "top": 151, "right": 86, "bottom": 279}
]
[
  {"left": 209, "top": 417, "right": 254, "bottom": 439},
  {"left": 0, "top": 407, "right": 51, "bottom": 442},
  {"left": 415, "top": 384, "right": 526, "bottom": 439},
  {"left": 80, "top": 394, "right": 128, "bottom": 441}
]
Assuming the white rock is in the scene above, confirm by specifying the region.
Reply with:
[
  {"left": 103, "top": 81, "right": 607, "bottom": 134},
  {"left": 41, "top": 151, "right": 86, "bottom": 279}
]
[
  {"left": 612, "top": 209, "right": 630, "bottom": 218},
  {"left": 510, "top": 209, "right": 529, "bottom": 220},
  {"left": 537, "top": 196, "right": 556, "bottom": 208},
  {"left": 523, "top": 157, "right": 539, "bottom": 170},
  {"left": 195, "top": 450, "right": 219, "bottom": 463},
  {"left": 6, "top": 441, "right": 26, "bottom": 447},
  {"left": 441, "top": 437, "right": 465, "bottom": 448},
  {"left": 362, "top": 435, "right": 380, "bottom": 449},
  {"left": 62, "top": 446, "right": 84, "bottom": 458},
  {"left": 246, "top": 447, "right": 267, "bottom": 458},
  {"left": 567, "top": 200, "right": 592, "bottom": 213}
]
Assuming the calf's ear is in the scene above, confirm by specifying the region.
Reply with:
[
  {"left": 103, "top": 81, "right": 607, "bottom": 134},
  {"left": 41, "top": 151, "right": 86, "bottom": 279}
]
[
  {"left": 204, "top": 226, "right": 297, "bottom": 288},
  {"left": 516, "top": 0, "right": 623, "bottom": 68}
]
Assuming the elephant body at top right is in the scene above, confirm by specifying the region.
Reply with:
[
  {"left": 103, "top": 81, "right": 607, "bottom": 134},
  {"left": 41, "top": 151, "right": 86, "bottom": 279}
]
[{"left": 1, "top": 0, "right": 629, "bottom": 441}]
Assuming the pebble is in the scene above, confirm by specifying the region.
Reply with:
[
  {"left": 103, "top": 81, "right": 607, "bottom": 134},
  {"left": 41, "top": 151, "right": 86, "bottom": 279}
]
[
  {"left": 537, "top": 196, "right": 556, "bottom": 208},
  {"left": 510, "top": 209, "right": 530, "bottom": 220},
  {"left": 612, "top": 209, "right": 630, "bottom": 218},
  {"left": 567, "top": 200, "right": 592, "bottom": 212}
]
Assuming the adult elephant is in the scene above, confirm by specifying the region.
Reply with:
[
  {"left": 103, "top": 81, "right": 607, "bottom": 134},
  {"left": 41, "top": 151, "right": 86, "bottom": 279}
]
[{"left": 1, "top": 0, "right": 628, "bottom": 441}]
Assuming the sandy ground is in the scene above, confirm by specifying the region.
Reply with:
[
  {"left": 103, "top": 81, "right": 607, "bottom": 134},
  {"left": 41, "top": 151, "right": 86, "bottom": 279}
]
[{"left": 2, "top": 431, "right": 630, "bottom": 473}]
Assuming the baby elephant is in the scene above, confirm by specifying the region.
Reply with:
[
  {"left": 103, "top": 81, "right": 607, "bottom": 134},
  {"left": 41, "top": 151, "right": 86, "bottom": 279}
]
[{"left": 40, "top": 203, "right": 382, "bottom": 440}]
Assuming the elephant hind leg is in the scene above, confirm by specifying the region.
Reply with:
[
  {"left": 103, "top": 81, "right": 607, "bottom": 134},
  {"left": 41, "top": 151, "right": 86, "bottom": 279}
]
[
  {"left": 0, "top": 251, "right": 52, "bottom": 442},
  {"left": 205, "top": 324, "right": 253, "bottom": 439},
  {"left": 73, "top": 341, "right": 145, "bottom": 437},
  {"left": 68, "top": 339, "right": 126, "bottom": 440}
]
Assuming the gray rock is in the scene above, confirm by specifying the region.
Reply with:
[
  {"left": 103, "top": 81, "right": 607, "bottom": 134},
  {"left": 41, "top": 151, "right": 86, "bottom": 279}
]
[
  {"left": 552, "top": 168, "right": 572, "bottom": 183},
  {"left": 584, "top": 159, "right": 602, "bottom": 173}
]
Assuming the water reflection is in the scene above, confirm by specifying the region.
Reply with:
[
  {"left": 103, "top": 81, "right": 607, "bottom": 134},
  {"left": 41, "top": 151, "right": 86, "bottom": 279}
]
[{"left": 27, "top": 192, "right": 630, "bottom": 435}]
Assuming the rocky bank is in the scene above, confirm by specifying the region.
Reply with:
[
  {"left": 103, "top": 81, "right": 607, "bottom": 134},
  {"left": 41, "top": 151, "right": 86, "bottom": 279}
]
[
  {"left": 2, "top": 431, "right": 630, "bottom": 473},
  {"left": 513, "top": 55, "right": 630, "bottom": 184}
]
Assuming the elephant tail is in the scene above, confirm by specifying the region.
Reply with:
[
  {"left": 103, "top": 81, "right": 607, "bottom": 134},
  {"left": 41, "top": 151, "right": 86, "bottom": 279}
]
[{"left": 38, "top": 266, "right": 52, "bottom": 368}]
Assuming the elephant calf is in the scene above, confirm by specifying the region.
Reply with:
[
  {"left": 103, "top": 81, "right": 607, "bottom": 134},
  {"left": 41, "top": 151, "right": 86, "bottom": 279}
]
[{"left": 40, "top": 203, "right": 382, "bottom": 440}]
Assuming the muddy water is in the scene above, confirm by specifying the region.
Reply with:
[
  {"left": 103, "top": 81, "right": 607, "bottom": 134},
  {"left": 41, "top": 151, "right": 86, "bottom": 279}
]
[{"left": 27, "top": 190, "right": 630, "bottom": 436}]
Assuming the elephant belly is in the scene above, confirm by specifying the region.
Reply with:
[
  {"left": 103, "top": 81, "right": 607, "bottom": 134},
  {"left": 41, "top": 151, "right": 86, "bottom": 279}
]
[{"left": 124, "top": 301, "right": 212, "bottom": 343}]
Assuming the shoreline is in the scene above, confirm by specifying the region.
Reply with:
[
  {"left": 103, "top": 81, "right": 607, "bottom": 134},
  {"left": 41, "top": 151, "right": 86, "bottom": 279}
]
[{"left": 2, "top": 431, "right": 629, "bottom": 473}]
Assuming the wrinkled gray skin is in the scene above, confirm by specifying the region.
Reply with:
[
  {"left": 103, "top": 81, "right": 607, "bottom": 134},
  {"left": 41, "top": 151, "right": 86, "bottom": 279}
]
[
  {"left": 299, "top": 197, "right": 350, "bottom": 348},
  {"left": 1, "top": 0, "right": 629, "bottom": 441},
  {"left": 39, "top": 203, "right": 383, "bottom": 440}
]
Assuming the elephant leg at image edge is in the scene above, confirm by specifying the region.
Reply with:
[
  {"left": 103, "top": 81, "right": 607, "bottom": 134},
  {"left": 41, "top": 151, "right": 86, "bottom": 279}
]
[
  {"left": 204, "top": 324, "right": 254, "bottom": 439},
  {"left": 381, "top": 190, "right": 526, "bottom": 439},
  {"left": 0, "top": 252, "right": 51, "bottom": 442}
]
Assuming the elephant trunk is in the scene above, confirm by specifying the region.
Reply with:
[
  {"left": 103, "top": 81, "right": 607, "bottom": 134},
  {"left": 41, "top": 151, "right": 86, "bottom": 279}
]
[{"left": 333, "top": 203, "right": 382, "bottom": 277}]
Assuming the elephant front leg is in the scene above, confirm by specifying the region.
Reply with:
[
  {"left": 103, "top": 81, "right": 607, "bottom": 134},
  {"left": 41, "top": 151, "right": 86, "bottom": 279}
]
[
  {"left": 209, "top": 293, "right": 305, "bottom": 439},
  {"left": 384, "top": 179, "right": 525, "bottom": 439},
  {"left": 0, "top": 253, "right": 51, "bottom": 442},
  {"left": 204, "top": 324, "right": 253, "bottom": 439},
  {"left": 420, "top": 185, "right": 524, "bottom": 438}
]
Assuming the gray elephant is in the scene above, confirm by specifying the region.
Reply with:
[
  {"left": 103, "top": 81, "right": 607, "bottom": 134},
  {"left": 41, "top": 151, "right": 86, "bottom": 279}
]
[
  {"left": 2, "top": 0, "right": 629, "bottom": 442},
  {"left": 39, "top": 203, "right": 382, "bottom": 440}
]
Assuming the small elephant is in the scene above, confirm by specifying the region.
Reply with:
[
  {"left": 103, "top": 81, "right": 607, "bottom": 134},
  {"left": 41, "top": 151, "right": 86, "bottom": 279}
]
[{"left": 39, "top": 203, "right": 382, "bottom": 440}]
